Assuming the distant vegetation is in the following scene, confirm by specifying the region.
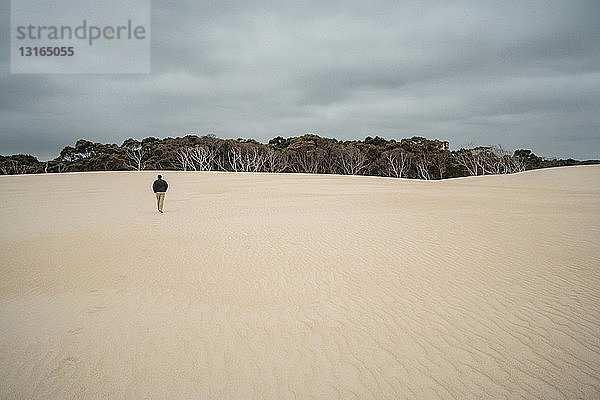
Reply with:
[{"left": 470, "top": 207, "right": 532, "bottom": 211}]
[{"left": 1, "top": 134, "right": 597, "bottom": 178}]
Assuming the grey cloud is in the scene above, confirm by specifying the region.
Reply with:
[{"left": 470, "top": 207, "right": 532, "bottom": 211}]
[{"left": 1, "top": 0, "right": 599, "bottom": 161}]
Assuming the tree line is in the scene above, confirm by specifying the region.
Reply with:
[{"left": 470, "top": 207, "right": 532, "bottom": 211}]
[{"left": 1, "top": 134, "right": 596, "bottom": 178}]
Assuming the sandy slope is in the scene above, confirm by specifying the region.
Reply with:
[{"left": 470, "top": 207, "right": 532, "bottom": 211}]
[{"left": 0, "top": 166, "right": 599, "bottom": 399}]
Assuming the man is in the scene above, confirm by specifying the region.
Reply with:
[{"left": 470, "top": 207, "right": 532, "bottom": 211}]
[{"left": 152, "top": 174, "right": 168, "bottom": 213}]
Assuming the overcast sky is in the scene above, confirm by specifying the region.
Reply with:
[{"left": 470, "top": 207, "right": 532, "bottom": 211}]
[{"left": 1, "top": 0, "right": 599, "bottom": 161}]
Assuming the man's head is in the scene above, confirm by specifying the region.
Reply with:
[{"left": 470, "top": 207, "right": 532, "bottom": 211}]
[{"left": 157, "top": 174, "right": 162, "bottom": 179}]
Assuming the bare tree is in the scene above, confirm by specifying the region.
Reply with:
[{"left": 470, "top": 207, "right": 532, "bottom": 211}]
[
  {"left": 243, "top": 145, "right": 265, "bottom": 172},
  {"left": 455, "top": 146, "right": 493, "bottom": 176},
  {"left": 384, "top": 148, "right": 412, "bottom": 178},
  {"left": 195, "top": 135, "right": 228, "bottom": 171},
  {"left": 263, "top": 147, "right": 288, "bottom": 173},
  {"left": 287, "top": 140, "right": 324, "bottom": 173},
  {"left": 227, "top": 146, "right": 243, "bottom": 172},
  {"left": 44, "top": 159, "right": 69, "bottom": 173},
  {"left": 226, "top": 143, "right": 264, "bottom": 172},
  {"left": 433, "top": 150, "right": 449, "bottom": 179},
  {"left": 509, "top": 153, "right": 527, "bottom": 173},
  {"left": 0, "top": 160, "right": 31, "bottom": 174},
  {"left": 291, "top": 149, "right": 324, "bottom": 173},
  {"left": 176, "top": 147, "right": 194, "bottom": 171},
  {"left": 483, "top": 146, "right": 532, "bottom": 175},
  {"left": 335, "top": 145, "right": 369, "bottom": 175},
  {"left": 456, "top": 148, "right": 476, "bottom": 176},
  {"left": 188, "top": 145, "right": 216, "bottom": 171},
  {"left": 481, "top": 145, "right": 508, "bottom": 175},
  {"left": 175, "top": 144, "right": 217, "bottom": 171},
  {"left": 457, "top": 145, "right": 529, "bottom": 176},
  {"left": 122, "top": 139, "right": 149, "bottom": 171},
  {"left": 126, "top": 144, "right": 147, "bottom": 171},
  {"left": 213, "top": 145, "right": 228, "bottom": 171},
  {"left": 415, "top": 157, "right": 431, "bottom": 180}
]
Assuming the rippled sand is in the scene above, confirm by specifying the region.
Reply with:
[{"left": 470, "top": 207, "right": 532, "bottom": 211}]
[{"left": 1, "top": 166, "right": 599, "bottom": 399}]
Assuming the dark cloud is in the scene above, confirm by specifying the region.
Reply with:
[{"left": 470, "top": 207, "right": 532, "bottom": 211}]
[{"left": 1, "top": 0, "right": 599, "bottom": 160}]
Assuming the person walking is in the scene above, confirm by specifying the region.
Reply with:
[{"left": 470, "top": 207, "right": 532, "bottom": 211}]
[{"left": 152, "top": 174, "right": 168, "bottom": 213}]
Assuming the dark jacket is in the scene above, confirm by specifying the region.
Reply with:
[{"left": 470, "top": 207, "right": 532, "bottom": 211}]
[{"left": 152, "top": 178, "right": 168, "bottom": 193}]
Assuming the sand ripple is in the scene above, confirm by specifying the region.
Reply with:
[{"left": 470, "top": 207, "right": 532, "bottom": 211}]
[{"left": 1, "top": 166, "right": 599, "bottom": 399}]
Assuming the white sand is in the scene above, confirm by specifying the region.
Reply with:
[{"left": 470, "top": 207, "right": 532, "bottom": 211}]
[{"left": 1, "top": 166, "right": 599, "bottom": 399}]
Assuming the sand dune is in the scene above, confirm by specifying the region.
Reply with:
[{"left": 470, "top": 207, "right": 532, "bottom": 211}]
[{"left": 1, "top": 166, "right": 599, "bottom": 399}]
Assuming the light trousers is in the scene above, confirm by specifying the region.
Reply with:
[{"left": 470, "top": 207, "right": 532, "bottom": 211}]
[{"left": 155, "top": 192, "right": 166, "bottom": 211}]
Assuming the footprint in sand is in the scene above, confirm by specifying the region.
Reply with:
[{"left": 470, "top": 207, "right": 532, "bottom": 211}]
[{"left": 49, "top": 357, "right": 79, "bottom": 380}]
